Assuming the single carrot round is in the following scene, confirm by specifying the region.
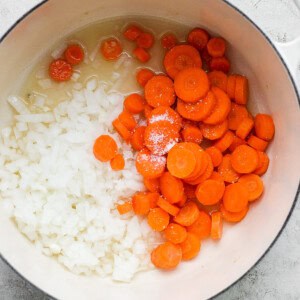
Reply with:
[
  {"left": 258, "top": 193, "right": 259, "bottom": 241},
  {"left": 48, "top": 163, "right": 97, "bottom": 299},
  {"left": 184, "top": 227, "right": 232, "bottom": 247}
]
[
  {"left": 124, "top": 93, "right": 145, "bottom": 114},
  {"left": 144, "top": 104, "right": 153, "bottom": 119},
  {"left": 147, "top": 207, "right": 170, "bottom": 231},
  {"left": 64, "top": 44, "right": 84, "bottom": 65},
  {"left": 112, "top": 118, "right": 131, "bottom": 140},
  {"left": 211, "top": 211, "right": 223, "bottom": 240},
  {"left": 203, "top": 87, "right": 231, "bottom": 125},
  {"left": 187, "top": 28, "right": 210, "bottom": 50},
  {"left": 247, "top": 135, "right": 268, "bottom": 152},
  {"left": 205, "top": 146, "right": 223, "bottom": 167},
  {"left": 145, "top": 75, "right": 175, "bottom": 108},
  {"left": 236, "top": 117, "right": 254, "bottom": 140},
  {"left": 123, "top": 24, "right": 142, "bottom": 41},
  {"left": 231, "top": 145, "right": 259, "bottom": 174},
  {"left": 177, "top": 92, "right": 216, "bottom": 122},
  {"left": 239, "top": 174, "right": 264, "bottom": 201},
  {"left": 181, "top": 126, "right": 203, "bottom": 144},
  {"left": 116, "top": 201, "right": 132, "bottom": 215},
  {"left": 223, "top": 182, "right": 249, "bottom": 212},
  {"left": 118, "top": 110, "right": 137, "bottom": 130},
  {"left": 220, "top": 203, "right": 249, "bottom": 223},
  {"left": 93, "top": 135, "right": 118, "bottom": 162},
  {"left": 200, "top": 119, "right": 228, "bottom": 140},
  {"left": 209, "top": 171, "right": 224, "bottom": 182},
  {"left": 132, "top": 192, "right": 154, "bottom": 215},
  {"left": 151, "top": 242, "right": 182, "bottom": 269},
  {"left": 174, "top": 67, "right": 210, "bottom": 103},
  {"left": 133, "top": 47, "right": 151, "bottom": 63},
  {"left": 135, "top": 148, "right": 166, "bottom": 178},
  {"left": 187, "top": 210, "right": 212, "bottom": 239},
  {"left": 227, "top": 75, "right": 237, "bottom": 99},
  {"left": 179, "top": 232, "right": 201, "bottom": 260},
  {"left": 137, "top": 32, "right": 155, "bottom": 49},
  {"left": 208, "top": 71, "right": 228, "bottom": 92},
  {"left": 161, "top": 33, "right": 178, "bottom": 50},
  {"left": 196, "top": 179, "right": 225, "bottom": 205},
  {"left": 214, "top": 130, "right": 234, "bottom": 152},
  {"left": 207, "top": 37, "right": 226, "bottom": 58},
  {"left": 164, "top": 45, "right": 202, "bottom": 79},
  {"left": 157, "top": 196, "right": 180, "bottom": 216},
  {"left": 254, "top": 151, "right": 269, "bottom": 175},
  {"left": 49, "top": 59, "right": 73, "bottom": 82},
  {"left": 144, "top": 177, "right": 160, "bottom": 193},
  {"left": 136, "top": 68, "right": 154, "bottom": 87},
  {"left": 228, "top": 103, "right": 249, "bottom": 131},
  {"left": 110, "top": 154, "right": 125, "bottom": 171},
  {"left": 234, "top": 75, "right": 248, "bottom": 105},
  {"left": 130, "top": 126, "right": 146, "bottom": 151},
  {"left": 165, "top": 223, "right": 187, "bottom": 244},
  {"left": 144, "top": 121, "right": 179, "bottom": 155},
  {"left": 174, "top": 201, "right": 200, "bottom": 226},
  {"left": 254, "top": 114, "right": 275, "bottom": 141},
  {"left": 218, "top": 154, "right": 240, "bottom": 183},
  {"left": 100, "top": 37, "right": 122, "bottom": 60},
  {"left": 160, "top": 172, "right": 184, "bottom": 204},
  {"left": 209, "top": 57, "right": 230, "bottom": 73}
]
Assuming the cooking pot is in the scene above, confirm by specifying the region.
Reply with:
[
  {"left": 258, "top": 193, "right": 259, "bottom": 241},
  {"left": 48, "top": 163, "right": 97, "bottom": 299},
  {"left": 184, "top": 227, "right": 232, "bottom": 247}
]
[{"left": 0, "top": 0, "right": 299, "bottom": 299}]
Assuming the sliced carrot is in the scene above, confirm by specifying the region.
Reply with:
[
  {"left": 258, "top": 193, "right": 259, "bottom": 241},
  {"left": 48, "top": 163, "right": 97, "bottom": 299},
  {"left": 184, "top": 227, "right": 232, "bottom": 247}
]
[
  {"left": 49, "top": 59, "right": 73, "bottom": 82},
  {"left": 205, "top": 146, "right": 223, "bottom": 167},
  {"left": 187, "top": 210, "right": 212, "bottom": 239},
  {"left": 101, "top": 38, "right": 122, "bottom": 61},
  {"left": 110, "top": 154, "right": 125, "bottom": 171},
  {"left": 239, "top": 174, "right": 264, "bottom": 201},
  {"left": 208, "top": 71, "right": 228, "bottom": 92},
  {"left": 130, "top": 126, "right": 146, "bottom": 151},
  {"left": 228, "top": 103, "right": 249, "bottom": 131},
  {"left": 136, "top": 68, "right": 154, "bottom": 87},
  {"left": 209, "top": 171, "right": 224, "bottom": 182},
  {"left": 148, "top": 106, "right": 182, "bottom": 130},
  {"left": 124, "top": 93, "right": 145, "bottom": 114},
  {"left": 209, "top": 57, "right": 230, "bottom": 73},
  {"left": 196, "top": 179, "right": 225, "bottom": 205},
  {"left": 184, "top": 183, "right": 196, "bottom": 199},
  {"left": 203, "top": 87, "right": 231, "bottom": 125},
  {"left": 229, "top": 135, "right": 246, "bottom": 152},
  {"left": 180, "top": 232, "right": 201, "bottom": 260},
  {"left": 157, "top": 196, "right": 180, "bottom": 216},
  {"left": 137, "top": 32, "right": 154, "bottom": 49},
  {"left": 145, "top": 75, "right": 175, "bottom": 108},
  {"left": 135, "top": 148, "right": 166, "bottom": 178},
  {"left": 93, "top": 135, "right": 118, "bottom": 162},
  {"left": 200, "top": 119, "right": 228, "bottom": 140},
  {"left": 223, "top": 182, "right": 249, "bottom": 212},
  {"left": 211, "top": 211, "right": 223, "bottom": 240},
  {"left": 64, "top": 44, "right": 84, "bottom": 65},
  {"left": 254, "top": 151, "right": 270, "bottom": 175},
  {"left": 254, "top": 114, "right": 275, "bottom": 141},
  {"left": 160, "top": 172, "right": 184, "bottom": 204},
  {"left": 112, "top": 118, "right": 131, "bottom": 140},
  {"left": 151, "top": 242, "right": 182, "bottom": 269},
  {"left": 144, "top": 121, "right": 179, "bottom": 155},
  {"left": 116, "top": 201, "right": 132, "bottom": 215},
  {"left": 174, "top": 67, "right": 210, "bottom": 103},
  {"left": 227, "top": 75, "right": 237, "bottom": 99},
  {"left": 118, "top": 110, "right": 137, "bottom": 130},
  {"left": 165, "top": 223, "right": 187, "bottom": 244},
  {"left": 133, "top": 47, "right": 151, "bottom": 63},
  {"left": 148, "top": 207, "right": 170, "bottom": 231},
  {"left": 144, "top": 177, "right": 160, "bottom": 193},
  {"left": 167, "top": 144, "right": 197, "bottom": 179},
  {"left": 123, "top": 24, "right": 142, "bottom": 41},
  {"left": 220, "top": 204, "right": 249, "bottom": 223},
  {"left": 144, "top": 104, "right": 153, "bottom": 119},
  {"left": 247, "top": 135, "right": 268, "bottom": 152},
  {"left": 174, "top": 201, "right": 200, "bottom": 226},
  {"left": 161, "top": 33, "right": 178, "bottom": 50},
  {"left": 163, "top": 45, "right": 202, "bottom": 79},
  {"left": 187, "top": 28, "right": 210, "bottom": 50},
  {"left": 218, "top": 154, "right": 240, "bottom": 183},
  {"left": 234, "top": 75, "right": 248, "bottom": 105},
  {"left": 231, "top": 145, "right": 259, "bottom": 174},
  {"left": 132, "top": 192, "right": 157, "bottom": 215},
  {"left": 181, "top": 126, "right": 203, "bottom": 144},
  {"left": 214, "top": 130, "right": 234, "bottom": 152},
  {"left": 177, "top": 91, "right": 217, "bottom": 121},
  {"left": 177, "top": 194, "right": 188, "bottom": 207},
  {"left": 236, "top": 117, "right": 254, "bottom": 140},
  {"left": 207, "top": 37, "right": 226, "bottom": 58}
]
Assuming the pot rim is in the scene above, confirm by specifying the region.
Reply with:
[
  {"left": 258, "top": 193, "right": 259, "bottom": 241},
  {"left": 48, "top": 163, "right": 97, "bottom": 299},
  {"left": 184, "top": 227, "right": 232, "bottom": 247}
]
[{"left": 0, "top": 1, "right": 299, "bottom": 299}]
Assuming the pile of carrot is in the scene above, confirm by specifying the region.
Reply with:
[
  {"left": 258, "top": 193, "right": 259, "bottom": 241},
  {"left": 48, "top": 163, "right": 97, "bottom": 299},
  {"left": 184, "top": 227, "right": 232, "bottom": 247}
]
[{"left": 90, "top": 25, "right": 276, "bottom": 270}]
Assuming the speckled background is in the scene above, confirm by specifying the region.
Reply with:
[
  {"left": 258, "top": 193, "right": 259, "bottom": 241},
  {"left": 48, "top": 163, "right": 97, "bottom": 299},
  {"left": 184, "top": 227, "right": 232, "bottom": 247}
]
[{"left": 0, "top": 0, "right": 299, "bottom": 299}]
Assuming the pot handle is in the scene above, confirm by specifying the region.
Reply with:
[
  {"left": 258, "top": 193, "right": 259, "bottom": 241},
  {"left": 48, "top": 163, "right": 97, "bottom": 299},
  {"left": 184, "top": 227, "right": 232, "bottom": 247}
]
[{"left": 274, "top": 38, "right": 300, "bottom": 93}]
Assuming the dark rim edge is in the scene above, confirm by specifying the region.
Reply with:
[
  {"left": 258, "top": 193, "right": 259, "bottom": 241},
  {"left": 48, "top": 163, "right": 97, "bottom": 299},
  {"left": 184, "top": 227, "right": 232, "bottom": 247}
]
[{"left": 0, "top": 1, "right": 299, "bottom": 300}]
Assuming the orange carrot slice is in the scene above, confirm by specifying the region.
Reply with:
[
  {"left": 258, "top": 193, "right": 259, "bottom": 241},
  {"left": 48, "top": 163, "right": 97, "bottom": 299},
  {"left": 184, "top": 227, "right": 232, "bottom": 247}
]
[{"left": 93, "top": 135, "right": 118, "bottom": 162}]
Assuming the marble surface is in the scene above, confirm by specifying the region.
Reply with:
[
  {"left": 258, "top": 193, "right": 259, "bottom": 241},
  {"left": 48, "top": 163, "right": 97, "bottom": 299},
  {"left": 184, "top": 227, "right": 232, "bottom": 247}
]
[{"left": 0, "top": 0, "right": 299, "bottom": 299}]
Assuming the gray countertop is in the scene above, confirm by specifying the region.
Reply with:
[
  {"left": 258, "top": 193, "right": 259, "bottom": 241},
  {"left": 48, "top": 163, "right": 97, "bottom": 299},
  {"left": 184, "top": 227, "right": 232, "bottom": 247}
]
[{"left": 0, "top": 0, "right": 299, "bottom": 299}]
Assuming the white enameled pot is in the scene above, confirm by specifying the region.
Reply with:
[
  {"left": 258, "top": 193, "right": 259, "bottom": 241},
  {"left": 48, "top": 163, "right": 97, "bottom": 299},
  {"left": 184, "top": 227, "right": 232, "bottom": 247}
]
[{"left": 0, "top": 1, "right": 299, "bottom": 299}]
